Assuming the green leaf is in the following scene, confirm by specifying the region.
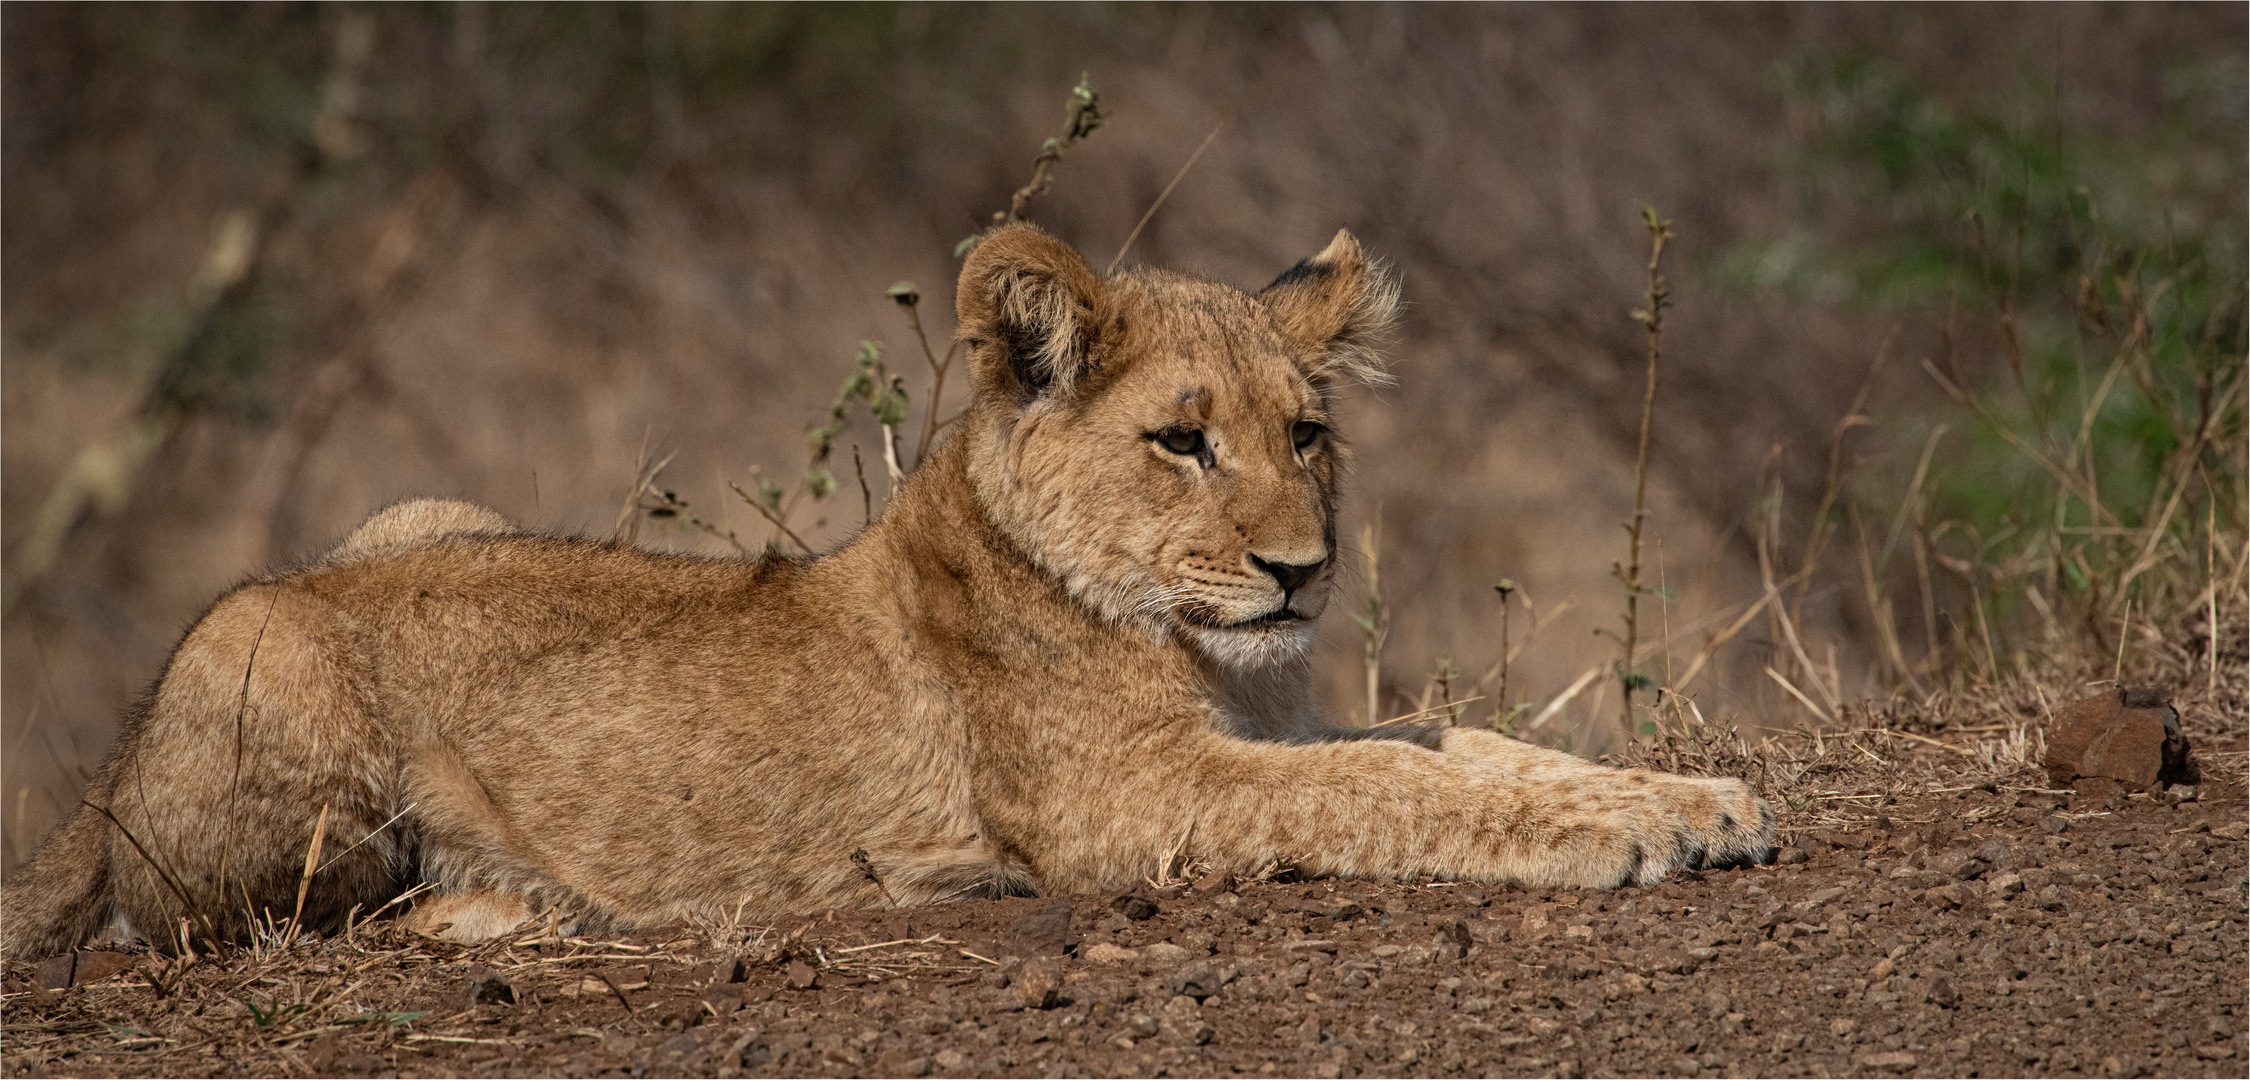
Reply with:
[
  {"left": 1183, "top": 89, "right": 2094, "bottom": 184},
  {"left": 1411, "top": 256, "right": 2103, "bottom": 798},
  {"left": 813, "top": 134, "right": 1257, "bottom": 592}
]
[
  {"left": 804, "top": 466, "right": 837, "bottom": 499},
  {"left": 1637, "top": 720, "right": 1659, "bottom": 738},
  {"left": 885, "top": 281, "right": 920, "bottom": 305},
  {"left": 756, "top": 479, "right": 786, "bottom": 511},
  {"left": 872, "top": 382, "right": 909, "bottom": 427},
  {"left": 954, "top": 234, "right": 983, "bottom": 259},
  {"left": 2062, "top": 561, "right": 2090, "bottom": 593}
]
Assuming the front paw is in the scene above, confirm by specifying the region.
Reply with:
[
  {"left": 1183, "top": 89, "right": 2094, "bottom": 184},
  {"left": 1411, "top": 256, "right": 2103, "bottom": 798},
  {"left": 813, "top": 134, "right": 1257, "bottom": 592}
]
[
  {"left": 1488, "top": 773, "right": 1776, "bottom": 889},
  {"left": 1640, "top": 773, "right": 1777, "bottom": 875},
  {"left": 1674, "top": 774, "right": 1773, "bottom": 873}
]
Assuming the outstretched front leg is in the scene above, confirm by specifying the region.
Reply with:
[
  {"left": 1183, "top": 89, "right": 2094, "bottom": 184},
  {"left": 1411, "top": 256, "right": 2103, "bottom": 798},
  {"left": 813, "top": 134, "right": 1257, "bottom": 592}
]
[
  {"left": 1435, "top": 726, "right": 1776, "bottom": 871},
  {"left": 1021, "top": 728, "right": 1774, "bottom": 894}
]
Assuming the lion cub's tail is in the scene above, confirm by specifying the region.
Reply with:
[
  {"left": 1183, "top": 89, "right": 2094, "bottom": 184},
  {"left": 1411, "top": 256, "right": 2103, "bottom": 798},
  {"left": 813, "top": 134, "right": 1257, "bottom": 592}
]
[{"left": 1, "top": 800, "right": 116, "bottom": 958}]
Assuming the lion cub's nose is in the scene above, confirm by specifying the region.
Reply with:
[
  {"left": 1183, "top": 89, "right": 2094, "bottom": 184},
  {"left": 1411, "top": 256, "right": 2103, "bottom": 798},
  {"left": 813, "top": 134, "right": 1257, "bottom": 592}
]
[{"left": 1248, "top": 554, "right": 1326, "bottom": 596}]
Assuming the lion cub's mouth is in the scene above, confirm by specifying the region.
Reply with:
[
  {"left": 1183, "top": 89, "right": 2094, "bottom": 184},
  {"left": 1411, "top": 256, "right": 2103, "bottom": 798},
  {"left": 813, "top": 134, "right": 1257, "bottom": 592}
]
[{"left": 1235, "top": 609, "right": 1307, "bottom": 627}]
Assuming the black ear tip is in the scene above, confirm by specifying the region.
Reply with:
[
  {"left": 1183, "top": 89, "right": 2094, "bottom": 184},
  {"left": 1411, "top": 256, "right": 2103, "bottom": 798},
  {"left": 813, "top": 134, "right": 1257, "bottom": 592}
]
[{"left": 1263, "top": 258, "right": 1334, "bottom": 293}]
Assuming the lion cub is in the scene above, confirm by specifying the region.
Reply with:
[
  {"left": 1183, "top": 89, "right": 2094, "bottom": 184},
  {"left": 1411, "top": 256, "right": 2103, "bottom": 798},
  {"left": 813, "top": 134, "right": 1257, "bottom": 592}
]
[{"left": 4, "top": 225, "right": 1773, "bottom": 953}]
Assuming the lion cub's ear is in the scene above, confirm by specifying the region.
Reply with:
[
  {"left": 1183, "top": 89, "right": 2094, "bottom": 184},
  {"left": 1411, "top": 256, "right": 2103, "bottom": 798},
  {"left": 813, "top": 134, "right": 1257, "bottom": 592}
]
[
  {"left": 1258, "top": 229, "right": 1399, "bottom": 388},
  {"left": 956, "top": 224, "right": 1108, "bottom": 406}
]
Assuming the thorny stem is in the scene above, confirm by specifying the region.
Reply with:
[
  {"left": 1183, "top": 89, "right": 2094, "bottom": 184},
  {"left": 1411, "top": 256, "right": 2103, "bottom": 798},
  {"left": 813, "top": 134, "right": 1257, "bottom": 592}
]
[
  {"left": 1107, "top": 123, "right": 1222, "bottom": 277},
  {"left": 898, "top": 295, "right": 964, "bottom": 468},
  {"left": 219, "top": 592, "right": 280, "bottom": 916},
  {"left": 880, "top": 408, "right": 906, "bottom": 497},
  {"left": 854, "top": 444, "right": 872, "bottom": 526},
  {"left": 1353, "top": 524, "right": 1387, "bottom": 725},
  {"left": 995, "top": 74, "right": 1104, "bottom": 228},
  {"left": 84, "top": 800, "right": 226, "bottom": 957},
  {"left": 729, "top": 480, "right": 815, "bottom": 556},
  {"left": 634, "top": 472, "right": 752, "bottom": 558},
  {"left": 1493, "top": 581, "right": 1515, "bottom": 732},
  {"left": 1619, "top": 207, "right": 1672, "bottom": 734}
]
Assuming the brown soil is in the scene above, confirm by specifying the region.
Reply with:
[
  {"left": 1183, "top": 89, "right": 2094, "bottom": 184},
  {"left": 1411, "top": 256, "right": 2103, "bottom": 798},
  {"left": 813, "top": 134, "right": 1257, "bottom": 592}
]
[{"left": 4, "top": 783, "right": 2243, "bottom": 1079}]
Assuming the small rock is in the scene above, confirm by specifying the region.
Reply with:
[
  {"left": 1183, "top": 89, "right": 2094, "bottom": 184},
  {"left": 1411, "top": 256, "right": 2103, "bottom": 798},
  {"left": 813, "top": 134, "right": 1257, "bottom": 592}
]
[
  {"left": 1172, "top": 960, "right": 1234, "bottom": 1000},
  {"left": 1925, "top": 977, "right": 1957, "bottom": 1008},
  {"left": 1283, "top": 939, "right": 1339, "bottom": 954},
  {"left": 932, "top": 1048, "right": 968, "bottom": 1070},
  {"left": 1158, "top": 995, "right": 1214, "bottom": 1046},
  {"left": 1799, "top": 886, "right": 1848, "bottom": 910},
  {"left": 880, "top": 1052, "right": 932, "bottom": 1077},
  {"left": 1192, "top": 870, "right": 1237, "bottom": 893},
  {"left": 659, "top": 1032, "right": 700, "bottom": 1058},
  {"left": 1975, "top": 840, "right": 2021, "bottom": 870},
  {"left": 464, "top": 964, "right": 516, "bottom": 1008},
  {"left": 1831, "top": 1018, "right": 1858, "bottom": 1037},
  {"left": 1857, "top": 1050, "right": 1918, "bottom": 1073},
  {"left": 1000, "top": 900, "right": 1074, "bottom": 958},
  {"left": 1777, "top": 847, "right": 1812, "bottom": 865},
  {"left": 1945, "top": 853, "right": 1988, "bottom": 880},
  {"left": 1675, "top": 1023, "right": 1701, "bottom": 1052},
  {"left": 1109, "top": 894, "right": 1160, "bottom": 920},
  {"left": 1140, "top": 942, "right": 1192, "bottom": 967},
  {"left": 1012, "top": 957, "right": 1062, "bottom": 1009},
  {"left": 1082, "top": 942, "right": 1138, "bottom": 964},
  {"left": 785, "top": 960, "right": 821, "bottom": 990},
  {"left": 701, "top": 984, "right": 746, "bottom": 1015},
  {"left": 1606, "top": 973, "right": 1650, "bottom": 998},
  {"left": 35, "top": 950, "right": 135, "bottom": 991},
  {"left": 2044, "top": 687, "right": 2198, "bottom": 790},
  {"left": 2040, "top": 815, "right": 2071, "bottom": 835},
  {"left": 1986, "top": 872, "right": 2026, "bottom": 897},
  {"left": 1926, "top": 884, "right": 1967, "bottom": 910},
  {"left": 1433, "top": 919, "right": 1474, "bottom": 958}
]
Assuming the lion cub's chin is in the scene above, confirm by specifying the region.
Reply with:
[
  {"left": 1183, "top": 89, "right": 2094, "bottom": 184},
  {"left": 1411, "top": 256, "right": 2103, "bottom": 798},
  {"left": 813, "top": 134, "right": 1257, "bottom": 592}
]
[{"left": 1179, "top": 619, "right": 1317, "bottom": 671}]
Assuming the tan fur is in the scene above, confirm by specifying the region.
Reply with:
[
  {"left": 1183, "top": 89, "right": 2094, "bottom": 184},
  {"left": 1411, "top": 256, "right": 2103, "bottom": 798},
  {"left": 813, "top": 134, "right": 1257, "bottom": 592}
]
[{"left": 1, "top": 225, "right": 1772, "bottom": 955}]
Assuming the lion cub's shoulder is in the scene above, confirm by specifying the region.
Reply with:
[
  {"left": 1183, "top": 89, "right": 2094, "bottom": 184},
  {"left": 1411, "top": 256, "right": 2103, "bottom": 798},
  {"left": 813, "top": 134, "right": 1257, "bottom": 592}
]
[{"left": 326, "top": 498, "right": 515, "bottom": 565}]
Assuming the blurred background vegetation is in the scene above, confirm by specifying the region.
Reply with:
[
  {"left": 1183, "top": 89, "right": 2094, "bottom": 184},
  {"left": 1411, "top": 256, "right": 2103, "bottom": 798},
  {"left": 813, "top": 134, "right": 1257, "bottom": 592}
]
[{"left": 4, "top": 4, "right": 2242, "bottom": 868}]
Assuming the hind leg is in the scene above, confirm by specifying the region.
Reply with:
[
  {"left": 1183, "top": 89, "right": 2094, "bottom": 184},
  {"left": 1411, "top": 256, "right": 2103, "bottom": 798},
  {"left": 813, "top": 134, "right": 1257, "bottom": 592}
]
[{"left": 103, "top": 584, "right": 403, "bottom": 948}]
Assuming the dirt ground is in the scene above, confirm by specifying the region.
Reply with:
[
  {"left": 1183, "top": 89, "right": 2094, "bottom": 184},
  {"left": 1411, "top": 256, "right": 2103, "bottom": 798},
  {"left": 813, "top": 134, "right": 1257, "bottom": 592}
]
[{"left": 4, "top": 772, "right": 2244, "bottom": 1079}]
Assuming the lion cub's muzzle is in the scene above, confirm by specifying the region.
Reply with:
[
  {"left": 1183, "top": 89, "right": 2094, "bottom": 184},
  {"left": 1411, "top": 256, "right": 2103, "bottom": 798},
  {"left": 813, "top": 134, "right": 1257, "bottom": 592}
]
[{"left": 1236, "top": 552, "right": 1331, "bottom": 625}]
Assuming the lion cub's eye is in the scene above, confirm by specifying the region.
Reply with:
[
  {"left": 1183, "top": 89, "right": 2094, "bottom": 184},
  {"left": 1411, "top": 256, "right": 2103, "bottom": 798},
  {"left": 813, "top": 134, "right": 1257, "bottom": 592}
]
[
  {"left": 1292, "top": 421, "right": 1326, "bottom": 451},
  {"left": 1153, "top": 426, "right": 1207, "bottom": 458}
]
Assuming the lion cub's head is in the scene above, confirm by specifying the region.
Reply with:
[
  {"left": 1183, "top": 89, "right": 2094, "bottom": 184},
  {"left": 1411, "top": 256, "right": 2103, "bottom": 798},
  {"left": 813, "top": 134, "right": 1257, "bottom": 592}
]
[{"left": 953, "top": 224, "right": 1397, "bottom": 670}]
